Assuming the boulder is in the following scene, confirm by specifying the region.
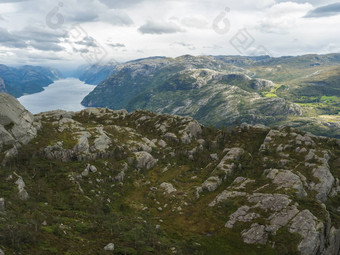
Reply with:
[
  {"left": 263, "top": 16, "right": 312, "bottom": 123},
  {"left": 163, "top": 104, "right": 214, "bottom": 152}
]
[
  {"left": 266, "top": 169, "right": 307, "bottom": 198},
  {"left": 104, "top": 243, "right": 114, "bottom": 251},
  {"left": 0, "top": 93, "right": 40, "bottom": 153},
  {"left": 241, "top": 223, "right": 268, "bottom": 245},
  {"left": 93, "top": 128, "right": 111, "bottom": 152},
  {"left": 160, "top": 182, "right": 177, "bottom": 194},
  {"left": 225, "top": 206, "right": 259, "bottom": 228},
  {"left": 289, "top": 210, "right": 323, "bottom": 255},
  {"left": 201, "top": 176, "right": 221, "bottom": 192},
  {"left": 134, "top": 151, "right": 158, "bottom": 170},
  {"left": 312, "top": 164, "right": 334, "bottom": 202},
  {"left": 158, "top": 139, "right": 167, "bottom": 148},
  {"left": 0, "top": 198, "right": 4, "bottom": 212},
  {"left": 15, "top": 177, "right": 29, "bottom": 200},
  {"left": 163, "top": 132, "right": 178, "bottom": 142}
]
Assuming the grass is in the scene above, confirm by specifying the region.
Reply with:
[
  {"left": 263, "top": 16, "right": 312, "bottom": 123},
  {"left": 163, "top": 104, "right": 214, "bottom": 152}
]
[{"left": 1, "top": 110, "right": 339, "bottom": 255}]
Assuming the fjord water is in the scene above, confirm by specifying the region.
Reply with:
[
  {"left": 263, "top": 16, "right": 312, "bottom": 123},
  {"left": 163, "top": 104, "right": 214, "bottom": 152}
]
[{"left": 18, "top": 78, "right": 95, "bottom": 114}]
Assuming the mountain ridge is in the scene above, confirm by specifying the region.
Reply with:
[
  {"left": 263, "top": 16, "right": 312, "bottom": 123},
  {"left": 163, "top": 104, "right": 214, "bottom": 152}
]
[
  {"left": 81, "top": 54, "right": 340, "bottom": 138},
  {"left": 0, "top": 65, "right": 63, "bottom": 98}
]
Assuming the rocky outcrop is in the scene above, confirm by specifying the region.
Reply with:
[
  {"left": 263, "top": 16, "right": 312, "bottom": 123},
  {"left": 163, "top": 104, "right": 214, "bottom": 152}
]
[
  {"left": 104, "top": 243, "right": 114, "bottom": 251},
  {"left": 134, "top": 151, "right": 158, "bottom": 170},
  {"left": 1, "top": 99, "right": 339, "bottom": 255},
  {"left": 160, "top": 182, "right": 177, "bottom": 194},
  {"left": 0, "top": 198, "right": 4, "bottom": 212},
  {"left": 0, "top": 93, "right": 40, "bottom": 160},
  {"left": 197, "top": 148, "right": 244, "bottom": 195},
  {"left": 14, "top": 176, "right": 29, "bottom": 200},
  {"left": 250, "top": 78, "right": 275, "bottom": 90},
  {"left": 266, "top": 169, "right": 307, "bottom": 198},
  {"left": 242, "top": 223, "right": 268, "bottom": 245}
]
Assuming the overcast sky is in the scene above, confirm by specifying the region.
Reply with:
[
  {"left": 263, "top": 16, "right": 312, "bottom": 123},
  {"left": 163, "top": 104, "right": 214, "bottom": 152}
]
[{"left": 0, "top": 0, "right": 339, "bottom": 69}]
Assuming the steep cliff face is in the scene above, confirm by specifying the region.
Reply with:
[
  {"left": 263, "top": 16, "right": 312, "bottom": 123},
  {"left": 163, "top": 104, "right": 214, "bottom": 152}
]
[
  {"left": 78, "top": 63, "right": 118, "bottom": 85},
  {"left": 0, "top": 97, "right": 340, "bottom": 254}
]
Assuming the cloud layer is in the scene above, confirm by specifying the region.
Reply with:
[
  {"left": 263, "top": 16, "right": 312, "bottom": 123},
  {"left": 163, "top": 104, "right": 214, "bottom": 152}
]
[
  {"left": 0, "top": 0, "right": 339, "bottom": 67},
  {"left": 305, "top": 3, "right": 340, "bottom": 17}
]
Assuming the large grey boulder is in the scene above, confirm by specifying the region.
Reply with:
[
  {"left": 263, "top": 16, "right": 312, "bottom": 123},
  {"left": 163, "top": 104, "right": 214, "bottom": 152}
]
[
  {"left": 15, "top": 176, "right": 29, "bottom": 200},
  {"left": 266, "top": 169, "right": 307, "bottom": 198},
  {"left": 0, "top": 198, "right": 4, "bottom": 212},
  {"left": 289, "top": 210, "right": 323, "bottom": 255},
  {"left": 241, "top": 223, "right": 268, "bottom": 245},
  {"left": 134, "top": 151, "right": 158, "bottom": 170},
  {"left": 104, "top": 243, "right": 114, "bottom": 251},
  {"left": 93, "top": 127, "right": 111, "bottom": 152},
  {"left": 0, "top": 93, "right": 40, "bottom": 153},
  {"left": 160, "top": 182, "right": 177, "bottom": 194},
  {"left": 225, "top": 206, "right": 259, "bottom": 228}
]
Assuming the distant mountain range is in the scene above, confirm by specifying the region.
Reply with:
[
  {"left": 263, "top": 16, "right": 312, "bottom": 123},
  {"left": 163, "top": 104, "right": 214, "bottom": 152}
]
[
  {"left": 81, "top": 53, "right": 340, "bottom": 138},
  {"left": 0, "top": 65, "right": 63, "bottom": 98}
]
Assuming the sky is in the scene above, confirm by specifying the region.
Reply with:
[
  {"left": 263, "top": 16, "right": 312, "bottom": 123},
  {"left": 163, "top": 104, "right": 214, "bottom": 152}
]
[{"left": 0, "top": 0, "right": 340, "bottom": 70}]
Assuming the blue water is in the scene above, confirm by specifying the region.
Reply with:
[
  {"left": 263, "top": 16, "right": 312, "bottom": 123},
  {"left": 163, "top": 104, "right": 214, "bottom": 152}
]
[{"left": 18, "top": 78, "right": 95, "bottom": 114}]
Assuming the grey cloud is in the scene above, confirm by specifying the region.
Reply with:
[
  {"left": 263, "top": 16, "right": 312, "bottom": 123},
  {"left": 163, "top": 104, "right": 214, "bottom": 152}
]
[
  {"left": 180, "top": 15, "right": 209, "bottom": 29},
  {"left": 99, "top": 10, "right": 134, "bottom": 26},
  {"left": 0, "top": 27, "right": 27, "bottom": 48},
  {"left": 17, "top": 26, "right": 65, "bottom": 51},
  {"left": 172, "top": 42, "right": 195, "bottom": 50},
  {"left": 0, "top": 26, "right": 65, "bottom": 52},
  {"left": 304, "top": 2, "right": 340, "bottom": 17},
  {"left": 138, "top": 21, "right": 184, "bottom": 34},
  {"left": 29, "top": 41, "right": 64, "bottom": 52},
  {"left": 277, "top": 0, "right": 333, "bottom": 4},
  {"left": 107, "top": 43, "right": 126, "bottom": 48},
  {"left": 73, "top": 48, "right": 90, "bottom": 54},
  {"left": 67, "top": 12, "right": 99, "bottom": 23},
  {"left": 16, "top": 26, "right": 64, "bottom": 43},
  {"left": 0, "top": 0, "right": 29, "bottom": 2},
  {"left": 98, "top": 0, "right": 146, "bottom": 9},
  {"left": 75, "top": 36, "right": 98, "bottom": 47}
]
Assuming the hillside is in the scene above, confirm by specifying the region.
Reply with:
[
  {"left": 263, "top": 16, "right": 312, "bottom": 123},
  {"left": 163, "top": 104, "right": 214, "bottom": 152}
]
[
  {"left": 81, "top": 54, "right": 340, "bottom": 138},
  {"left": 0, "top": 65, "right": 63, "bottom": 98},
  {"left": 77, "top": 63, "right": 118, "bottom": 85},
  {"left": 1, "top": 93, "right": 340, "bottom": 254}
]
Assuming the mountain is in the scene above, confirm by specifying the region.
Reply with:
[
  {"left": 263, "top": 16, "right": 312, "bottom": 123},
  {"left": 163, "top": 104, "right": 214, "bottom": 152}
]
[
  {"left": 77, "top": 62, "right": 118, "bottom": 85},
  {"left": 1, "top": 92, "right": 340, "bottom": 254},
  {"left": 0, "top": 65, "right": 63, "bottom": 98},
  {"left": 81, "top": 54, "right": 340, "bottom": 138}
]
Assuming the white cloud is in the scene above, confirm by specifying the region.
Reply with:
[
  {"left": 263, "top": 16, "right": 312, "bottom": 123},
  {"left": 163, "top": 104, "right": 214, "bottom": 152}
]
[
  {"left": 255, "top": 2, "right": 314, "bottom": 33},
  {"left": 0, "top": 0, "right": 339, "bottom": 66},
  {"left": 180, "top": 15, "right": 210, "bottom": 29}
]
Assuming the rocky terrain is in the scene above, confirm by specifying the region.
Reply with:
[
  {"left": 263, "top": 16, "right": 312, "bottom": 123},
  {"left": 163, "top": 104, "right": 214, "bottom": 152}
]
[
  {"left": 81, "top": 54, "right": 340, "bottom": 138},
  {"left": 1, "top": 92, "right": 340, "bottom": 254},
  {"left": 0, "top": 65, "right": 62, "bottom": 98}
]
